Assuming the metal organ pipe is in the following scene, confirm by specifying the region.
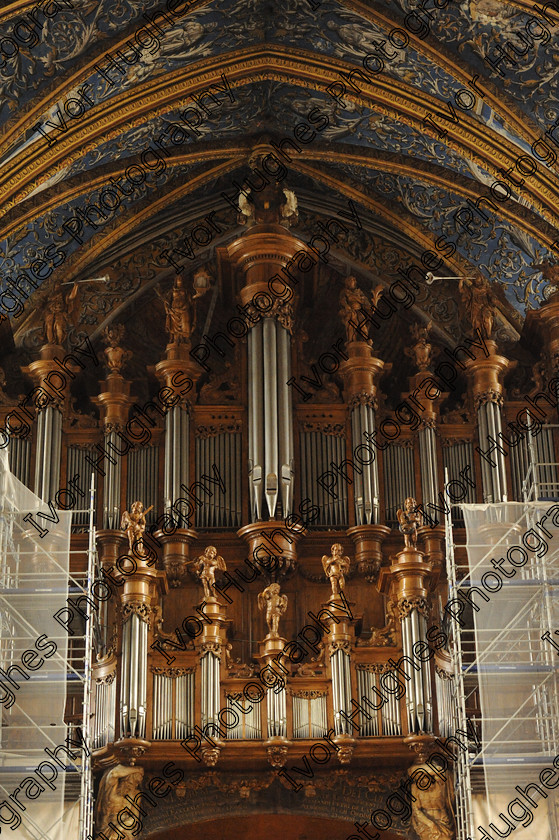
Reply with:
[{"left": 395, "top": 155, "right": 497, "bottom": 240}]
[
  {"left": 277, "top": 323, "right": 294, "bottom": 517},
  {"left": 419, "top": 424, "right": 438, "bottom": 510},
  {"left": 263, "top": 318, "right": 279, "bottom": 517},
  {"left": 247, "top": 315, "right": 294, "bottom": 521}
]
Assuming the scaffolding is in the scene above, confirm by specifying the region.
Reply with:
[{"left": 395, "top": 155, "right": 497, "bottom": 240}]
[
  {"left": 0, "top": 450, "right": 95, "bottom": 840},
  {"left": 445, "top": 424, "right": 559, "bottom": 840}
]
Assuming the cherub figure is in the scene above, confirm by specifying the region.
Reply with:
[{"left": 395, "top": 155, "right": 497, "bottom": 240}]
[
  {"left": 195, "top": 545, "right": 226, "bottom": 599},
  {"left": 459, "top": 275, "right": 494, "bottom": 339},
  {"left": 96, "top": 765, "right": 144, "bottom": 838},
  {"left": 339, "top": 276, "right": 370, "bottom": 343},
  {"left": 397, "top": 497, "right": 421, "bottom": 549},
  {"left": 322, "top": 543, "right": 351, "bottom": 596},
  {"left": 258, "top": 582, "right": 288, "bottom": 637},
  {"left": 159, "top": 276, "right": 195, "bottom": 344},
  {"left": 121, "top": 501, "right": 153, "bottom": 556},
  {"left": 43, "top": 283, "right": 79, "bottom": 346}
]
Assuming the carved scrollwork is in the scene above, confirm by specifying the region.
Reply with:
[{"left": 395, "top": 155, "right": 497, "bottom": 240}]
[
  {"left": 95, "top": 672, "right": 116, "bottom": 685},
  {"left": 348, "top": 391, "right": 378, "bottom": 410},
  {"left": 435, "top": 665, "right": 454, "bottom": 681},
  {"left": 288, "top": 689, "right": 328, "bottom": 699},
  {"left": 398, "top": 597, "right": 430, "bottom": 620},
  {"left": 301, "top": 421, "right": 345, "bottom": 436},
  {"left": 474, "top": 388, "right": 503, "bottom": 408},
  {"left": 200, "top": 640, "right": 223, "bottom": 658},
  {"left": 328, "top": 639, "right": 351, "bottom": 654},
  {"left": 121, "top": 602, "right": 153, "bottom": 625},
  {"left": 196, "top": 422, "right": 242, "bottom": 438},
  {"left": 150, "top": 666, "right": 196, "bottom": 677}
]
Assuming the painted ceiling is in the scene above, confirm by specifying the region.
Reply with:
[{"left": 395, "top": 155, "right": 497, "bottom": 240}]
[{"left": 1, "top": 0, "right": 558, "bottom": 353}]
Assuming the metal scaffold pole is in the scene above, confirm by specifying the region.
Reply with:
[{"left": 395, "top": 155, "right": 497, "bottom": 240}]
[
  {"left": 444, "top": 468, "right": 475, "bottom": 840},
  {"left": 79, "top": 473, "right": 96, "bottom": 840}
]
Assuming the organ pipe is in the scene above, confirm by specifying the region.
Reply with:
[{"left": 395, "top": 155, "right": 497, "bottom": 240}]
[
  {"left": 419, "top": 423, "right": 438, "bottom": 510},
  {"left": 248, "top": 318, "right": 293, "bottom": 521},
  {"left": 351, "top": 400, "right": 380, "bottom": 525},
  {"left": 120, "top": 612, "right": 148, "bottom": 739},
  {"left": 164, "top": 405, "right": 190, "bottom": 515},
  {"left": 34, "top": 406, "right": 62, "bottom": 501}
]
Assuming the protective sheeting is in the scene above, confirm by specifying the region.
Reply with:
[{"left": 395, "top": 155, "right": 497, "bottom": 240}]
[
  {"left": 0, "top": 448, "right": 73, "bottom": 840},
  {"left": 460, "top": 502, "right": 559, "bottom": 839}
]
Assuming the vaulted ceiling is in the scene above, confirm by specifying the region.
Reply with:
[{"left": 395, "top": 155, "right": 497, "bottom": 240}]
[{"left": 1, "top": 0, "right": 558, "bottom": 360}]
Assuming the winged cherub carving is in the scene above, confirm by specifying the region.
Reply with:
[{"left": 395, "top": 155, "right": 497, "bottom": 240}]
[
  {"left": 43, "top": 283, "right": 79, "bottom": 346},
  {"left": 397, "top": 497, "right": 421, "bottom": 548},
  {"left": 322, "top": 543, "right": 351, "bottom": 596},
  {"left": 258, "top": 583, "right": 288, "bottom": 637},
  {"left": 195, "top": 545, "right": 226, "bottom": 599}
]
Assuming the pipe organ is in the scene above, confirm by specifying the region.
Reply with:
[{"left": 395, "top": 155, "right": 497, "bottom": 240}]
[{"left": 4, "top": 179, "right": 559, "bottom": 839}]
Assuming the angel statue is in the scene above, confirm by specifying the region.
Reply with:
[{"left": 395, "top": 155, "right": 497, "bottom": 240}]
[
  {"left": 43, "top": 283, "right": 79, "bottom": 346},
  {"left": 397, "top": 497, "right": 421, "bottom": 549},
  {"left": 339, "top": 276, "right": 370, "bottom": 343},
  {"left": 458, "top": 275, "right": 495, "bottom": 340},
  {"left": 121, "top": 501, "right": 153, "bottom": 556},
  {"left": 195, "top": 545, "right": 226, "bottom": 600},
  {"left": 158, "top": 276, "right": 196, "bottom": 345},
  {"left": 322, "top": 543, "right": 351, "bottom": 597},
  {"left": 258, "top": 582, "right": 288, "bottom": 638}
]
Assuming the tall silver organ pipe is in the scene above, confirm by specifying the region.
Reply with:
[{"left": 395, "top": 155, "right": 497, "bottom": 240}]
[
  {"left": 248, "top": 318, "right": 293, "bottom": 520},
  {"left": 400, "top": 608, "right": 432, "bottom": 734},
  {"left": 419, "top": 422, "right": 439, "bottom": 510},
  {"left": 34, "top": 406, "right": 62, "bottom": 501},
  {"left": 120, "top": 612, "right": 148, "bottom": 738},
  {"left": 201, "top": 651, "right": 221, "bottom": 734},
  {"left": 267, "top": 686, "right": 287, "bottom": 738},
  {"left": 477, "top": 399, "right": 507, "bottom": 502},
  {"left": 351, "top": 398, "right": 380, "bottom": 524},
  {"left": 331, "top": 647, "right": 353, "bottom": 736},
  {"left": 102, "top": 429, "right": 122, "bottom": 529},
  {"left": 164, "top": 405, "right": 189, "bottom": 516}
]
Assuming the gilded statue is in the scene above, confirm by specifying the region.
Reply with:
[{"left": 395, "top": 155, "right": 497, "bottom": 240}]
[
  {"left": 258, "top": 582, "right": 288, "bottom": 637},
  {"left": 195, "top": 545, "right": 226, "bottom": 599},
  {"left": 43, "top": 283, "right": 79, "bottom": 346},
  {"left": 103, "top": 324, "right": 131, "bottom": 374},
  {"left": 95, "top": 765, "right": 144, "bottom": 839},
  {"left": 322, "top": 543, "right": 351, "bottom": 596},
  {"left": 407, "top": 321, "right": 433, "bottom": 371},
  {"left": 121, "top": 501, "right": 153, "bottom": 557},
  {"left": 409, "top": 766, "right": 456, "bottom": 840},
  {"left": 159, "top": 276, "right": 196, "bottom": 345},
  {"left": 458, "top": 275, "right": 495, "bottom": 339},
  {"left": 397, "top": 497, "right": 421, "bottom": 548},
  {"left": 339, "top": 276, "right": 369, "bottom": 343}
]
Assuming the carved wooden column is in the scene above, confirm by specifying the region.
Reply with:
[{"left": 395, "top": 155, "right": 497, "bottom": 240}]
[
  {"left": 464, "top": 340, "right": 510, "bottom": 503},
  {"left": 338, "top": 285, "right": 390, "bottom": 578},
  {"left": 154, "top": 345, "right": 203, "bottom": 587},
  {"left": 23, "top": 344, "right": 70, "bottom": 501},
  {"left": 378, "top": 518, "right": 439, "bottom": 737},
  {"left": 227, "top": 223, "right": 301, "bottom": 521}
]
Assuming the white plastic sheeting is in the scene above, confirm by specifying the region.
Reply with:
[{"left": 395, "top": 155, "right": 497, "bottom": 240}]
[
  {"left": 460, "top": 502, "right": 559, "bottom": 839},
  {"left": 0, "top": 448, "right": 73, "bottom": 839}
]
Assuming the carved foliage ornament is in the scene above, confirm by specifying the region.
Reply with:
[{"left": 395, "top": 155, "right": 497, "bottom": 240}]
[{"left": 398, "top": 597, "right": 430, "bottom": 620}]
